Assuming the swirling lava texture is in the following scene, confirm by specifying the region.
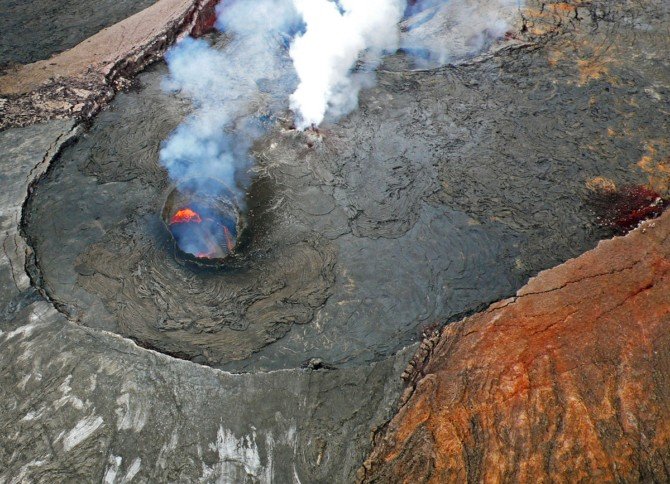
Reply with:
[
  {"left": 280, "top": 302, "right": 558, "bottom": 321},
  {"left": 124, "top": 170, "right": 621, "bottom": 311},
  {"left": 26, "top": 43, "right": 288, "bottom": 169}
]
[{"left": 24, "top": 21, "right": 664, "bottom": 371}]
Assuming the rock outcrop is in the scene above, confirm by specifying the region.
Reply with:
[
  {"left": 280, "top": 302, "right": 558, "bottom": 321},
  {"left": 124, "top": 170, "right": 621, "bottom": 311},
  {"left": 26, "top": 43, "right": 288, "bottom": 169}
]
[
  {"left": 0, "top": 0, "right": 218, "bottom": 129},
  {"left": 0, "top": 121, "right": 413, "bottom": 483},
  {"left": 360, "top": 211, "right": 670, "bottom": 482}
]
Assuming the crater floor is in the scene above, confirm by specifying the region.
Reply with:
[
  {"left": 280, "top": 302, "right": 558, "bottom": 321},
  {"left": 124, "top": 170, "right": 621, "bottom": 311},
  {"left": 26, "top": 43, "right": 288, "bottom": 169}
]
[
  {"left": 25, "top": 8, "right": 667, "bottom": 371},
  {"left": 1, "top": 0, "right": 669, "bottom": 481}
]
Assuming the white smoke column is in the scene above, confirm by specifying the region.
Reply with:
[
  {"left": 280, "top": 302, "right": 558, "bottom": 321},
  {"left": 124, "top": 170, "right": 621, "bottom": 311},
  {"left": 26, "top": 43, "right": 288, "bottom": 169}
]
[
  {"left": 289, "top": 0, "right": 405, "bottom": 129},
  {"left": 160, "top": 0, "right": 298, "bottom": 196},
  {"left": 161, "top": 0, "right": 524, "bottom": 181}
]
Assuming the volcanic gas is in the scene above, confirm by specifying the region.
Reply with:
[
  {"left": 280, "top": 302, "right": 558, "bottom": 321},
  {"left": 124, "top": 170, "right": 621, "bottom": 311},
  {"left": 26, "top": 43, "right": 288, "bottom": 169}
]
[{"left": 163, "top": 179, "right": 242, "bottom": 263}]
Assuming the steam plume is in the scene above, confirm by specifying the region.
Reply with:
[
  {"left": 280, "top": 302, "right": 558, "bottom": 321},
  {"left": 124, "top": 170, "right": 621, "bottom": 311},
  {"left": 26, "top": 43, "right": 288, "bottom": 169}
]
[
  {"left": 288, "top": 0, "right": 405, "bottom": 129},
  {"left": 400, "top": 0, "right": 521, "bottom": 67},
  {"left": 160, "top": 0, "right": 298, "bottom": 196},
  {"left": 159, "top": 0, "right": 523, "bottom": 196}
]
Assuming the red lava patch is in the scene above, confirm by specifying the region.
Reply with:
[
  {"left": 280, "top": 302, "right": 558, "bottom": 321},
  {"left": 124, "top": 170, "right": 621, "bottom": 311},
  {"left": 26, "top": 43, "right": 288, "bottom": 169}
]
[{"left": 591, "top": 184, "right": 667, "bottom": 234}]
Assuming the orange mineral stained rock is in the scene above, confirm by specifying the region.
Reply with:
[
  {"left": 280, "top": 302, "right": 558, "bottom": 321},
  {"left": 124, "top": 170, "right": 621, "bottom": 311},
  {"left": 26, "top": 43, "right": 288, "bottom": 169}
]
[{"left": 360, "top": 211, "right": 670, "bottom": 483}]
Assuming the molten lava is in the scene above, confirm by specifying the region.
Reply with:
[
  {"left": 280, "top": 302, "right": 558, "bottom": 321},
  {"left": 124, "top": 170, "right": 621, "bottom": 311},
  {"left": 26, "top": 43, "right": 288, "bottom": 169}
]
[
  {"left": 170, "top": 208, "right": 202, "bottom": 225},
  {"left": 167, "top": 205, "right": 237, "bottom": 260},
  {"left": 163, "top": 180, "right": 241, "bottom": 262}
]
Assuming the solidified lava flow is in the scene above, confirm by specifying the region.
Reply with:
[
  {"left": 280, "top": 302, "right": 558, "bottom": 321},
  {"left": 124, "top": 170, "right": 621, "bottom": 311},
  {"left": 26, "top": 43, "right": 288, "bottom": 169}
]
[{"left": 21, "top": 0, "right": 670, "bottom": 374}]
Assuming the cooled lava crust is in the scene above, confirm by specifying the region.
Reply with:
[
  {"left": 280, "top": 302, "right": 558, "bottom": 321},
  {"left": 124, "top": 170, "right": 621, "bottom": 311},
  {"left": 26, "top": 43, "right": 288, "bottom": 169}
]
[{"left": 23, "top": 2, "right": 670, "bottom": 372}]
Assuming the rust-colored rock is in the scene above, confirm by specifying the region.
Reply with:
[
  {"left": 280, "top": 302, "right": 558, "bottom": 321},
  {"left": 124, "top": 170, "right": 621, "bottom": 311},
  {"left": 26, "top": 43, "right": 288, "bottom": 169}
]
[{"left": 360, "top": 211, "right": 670, "bottom": 483}]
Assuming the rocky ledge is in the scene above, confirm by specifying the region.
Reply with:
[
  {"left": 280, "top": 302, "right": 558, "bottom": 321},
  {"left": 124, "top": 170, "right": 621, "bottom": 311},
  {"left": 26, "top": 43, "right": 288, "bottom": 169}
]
[
  {"left": 360, "top": 210, "right": 670, "bottom": 482},
  {"left": 0, "top": 0, "right": 217, "bottom": 130}
]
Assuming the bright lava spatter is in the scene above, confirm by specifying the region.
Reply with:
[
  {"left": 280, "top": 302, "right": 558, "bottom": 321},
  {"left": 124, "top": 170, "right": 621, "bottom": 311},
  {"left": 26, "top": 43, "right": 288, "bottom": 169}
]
[{"left": 169, "top": 208, "right": 202, "bottom": 225}]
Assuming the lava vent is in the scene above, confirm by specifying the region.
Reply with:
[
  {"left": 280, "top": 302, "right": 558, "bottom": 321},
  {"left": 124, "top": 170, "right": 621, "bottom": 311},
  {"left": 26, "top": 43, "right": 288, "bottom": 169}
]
[{"left": 162, "top": 178, "right": 243, "bottom": 264}]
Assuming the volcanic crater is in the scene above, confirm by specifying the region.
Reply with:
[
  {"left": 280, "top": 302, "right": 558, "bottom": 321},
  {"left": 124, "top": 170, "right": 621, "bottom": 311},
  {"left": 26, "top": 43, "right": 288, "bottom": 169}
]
[
  {"left": 2, "top": 0, "right": 670, "bottom": 481},
  {"left": 22, "top": 3, "right": 668, "bottom": 372},
  {"left": 163, "top": 178, "right": 244, "bottom": 263}
]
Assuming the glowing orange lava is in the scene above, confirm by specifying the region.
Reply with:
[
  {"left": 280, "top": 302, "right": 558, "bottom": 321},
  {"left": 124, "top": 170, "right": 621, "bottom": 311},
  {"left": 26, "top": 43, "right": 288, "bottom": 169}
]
[{"left": 170, "top": 208, "right": 202, "bottom": 225}]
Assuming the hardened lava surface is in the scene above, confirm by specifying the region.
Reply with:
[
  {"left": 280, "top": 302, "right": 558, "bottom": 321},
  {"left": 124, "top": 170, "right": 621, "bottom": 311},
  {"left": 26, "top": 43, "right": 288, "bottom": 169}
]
[
  {"left": 0, "top": 0, "right": 157, "bottom": 68},
  {"left": 24, "top": 2, "right": 670, "bottom": 371}
]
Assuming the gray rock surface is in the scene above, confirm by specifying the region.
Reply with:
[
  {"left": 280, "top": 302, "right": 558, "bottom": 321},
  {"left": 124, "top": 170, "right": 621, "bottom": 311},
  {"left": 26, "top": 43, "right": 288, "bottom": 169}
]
[
  {"left": 0, "top": 0, "right": 158, "bottom": 68},
  {"left": 0, "top": 121, "right": 415, "bottom": 483},
  {"left": 0, "top": 119, "right": 77, "bottom": 311},
  {"left": 0, "top": 300, "right": 411, "bottom": 483}
]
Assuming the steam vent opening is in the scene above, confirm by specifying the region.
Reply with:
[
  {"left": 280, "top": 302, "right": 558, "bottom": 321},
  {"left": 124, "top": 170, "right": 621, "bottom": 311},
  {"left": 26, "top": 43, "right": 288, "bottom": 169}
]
[{"left": 162, "top": 178, "right": 242, "bottom": 263}]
